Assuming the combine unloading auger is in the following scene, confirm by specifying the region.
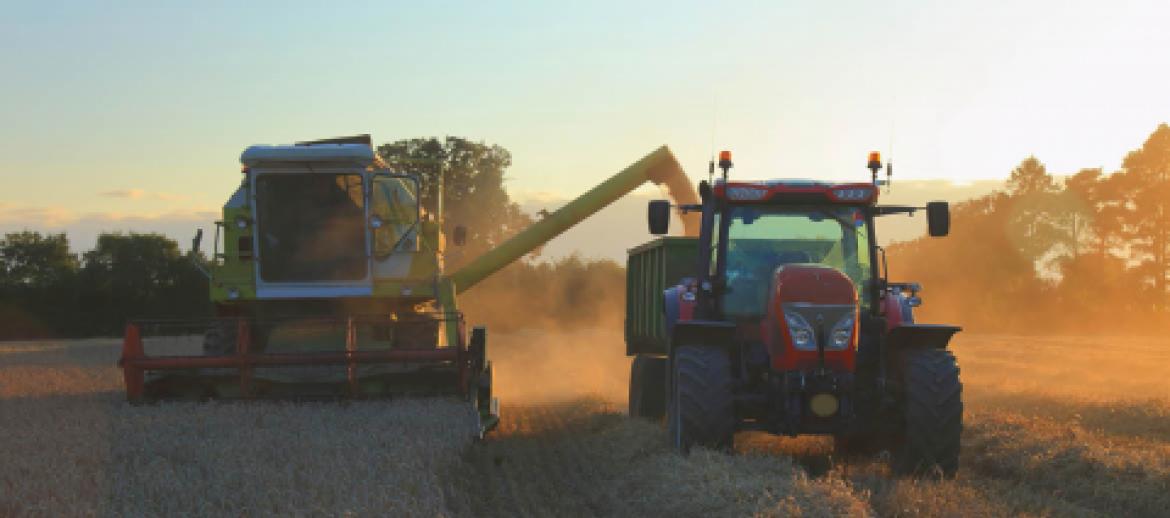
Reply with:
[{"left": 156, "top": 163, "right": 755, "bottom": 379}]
[{"left": 119, "top": 139, "right": 696, "bottom": 434}]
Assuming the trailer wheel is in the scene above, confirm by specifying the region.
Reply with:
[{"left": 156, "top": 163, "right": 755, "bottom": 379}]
[
  {"left": 894, "top": 348, "right": 962, "bottom": 477},
  {"left": 629, "top": 355, "right": 666, "bottom": 419},
  {"left": 668, "top": 345, "right": 734, "bottom": 452},
  {"left": 202, "top": 320, "right": 238, "bottom": 356}
]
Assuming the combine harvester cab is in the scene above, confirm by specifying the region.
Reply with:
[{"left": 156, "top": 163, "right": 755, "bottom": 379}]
[
  {"left": 626, "top": 151, "right": 964, "bottom": 476},
  {"left": 119, "top": 136, "right": 697, "bottom": 436}
]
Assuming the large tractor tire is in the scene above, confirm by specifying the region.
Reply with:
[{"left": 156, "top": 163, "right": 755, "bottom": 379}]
[
  {"left": 894, "top": 348, "right": 963, "bottom": 477},
  {"left": 202, "top": 320, "right": 239, "bottom": 356},
  {"left": 668, "top": 345, "right": 735, "bottom": 452},
  {"left": 629, "top": 355, "right": 667, "bottom": 419}
]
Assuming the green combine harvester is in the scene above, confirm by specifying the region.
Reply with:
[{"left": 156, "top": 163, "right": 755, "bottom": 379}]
[{"left": 119, "top": 135, "right": 697, "bottom": 434}]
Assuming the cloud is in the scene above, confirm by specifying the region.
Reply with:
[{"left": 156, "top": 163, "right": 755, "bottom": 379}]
[
  {"left": 0, "top": 204, "right": 218, "bottom": 252},
  {"left": 99, "top": 189, "right": 189, "bottom": 202},
  {"left": 101, "top": 189, "right": 147, "bottom": 199}
]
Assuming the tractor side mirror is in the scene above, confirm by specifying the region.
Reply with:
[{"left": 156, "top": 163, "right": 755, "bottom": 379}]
[
  {"left": 648, "top": 200, "right": 671, "bottom": 235},
  {"left": 926, "top": 201, "right": 950, "bottom": 237},
  {"left": 453, "top": 225, "right": 467, "bottom": 246}
]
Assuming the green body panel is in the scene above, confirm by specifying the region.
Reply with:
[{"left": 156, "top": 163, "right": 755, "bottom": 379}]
[
  {"left": 625, "top": 237, "right": 698, "bottom": 355},
  {"left": 448, "top": 145, "right": 686, "bottom": 293},
  {"left": 210, "top": 200, "right": 256, "bottom": 302}
]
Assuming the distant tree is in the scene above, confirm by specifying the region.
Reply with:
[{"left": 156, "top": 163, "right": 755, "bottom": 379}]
[
  {"left": 0, "top": 231, "right": 78, "bottom": 288},
  {"left": 0, "top": 232, "right": 79, "bottom": 339},
  {"left": 1007, "top": 156, "right": 1060, "bottom": 196},
  {"left": 78, "top": 233, "right": 209, "bottom": 335},
  {"left": 1112, "top": 124, "right": 1170, "bottom": 311},
  {"left": 1004, "top": 157, "right": 1065, "bottom": 268},
  {"left": 375, "top": 137, "right": 533, "bottom": 269}
]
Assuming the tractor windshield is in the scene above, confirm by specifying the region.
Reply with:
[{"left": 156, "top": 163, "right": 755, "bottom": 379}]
[{"left": 717, "top": 205, "right": 873, "bottom": 317}]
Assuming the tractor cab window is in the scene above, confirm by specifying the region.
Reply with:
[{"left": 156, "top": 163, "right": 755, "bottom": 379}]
[
  {"left": 718, "top": 206, "right": 872, "bottom": 317},
  {"left": 370, "top": 174, "right": 421, "bottom": 257}
]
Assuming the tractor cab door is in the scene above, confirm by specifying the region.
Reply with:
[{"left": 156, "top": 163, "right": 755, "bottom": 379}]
[{"left": 368, "top": 173, "right": 421, "bottom": 278}]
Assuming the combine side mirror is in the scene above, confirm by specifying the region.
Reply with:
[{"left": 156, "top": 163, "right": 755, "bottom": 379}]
[
  {"left": 453, "top": 225, "right": 468, "bottom": 246},
  {"left": 192, "top": 229, "right": 203, "bottom": 254},
  {"left": 648, "top": 200, "right": 671, "bottom": 235},
  {"left": 926, "top": 201, "right": 950, "bottom": 237}
]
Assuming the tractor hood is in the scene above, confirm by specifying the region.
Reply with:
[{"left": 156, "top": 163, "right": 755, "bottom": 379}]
[{"left": 765, "top": 264, "right": 859, "bottom": 372}]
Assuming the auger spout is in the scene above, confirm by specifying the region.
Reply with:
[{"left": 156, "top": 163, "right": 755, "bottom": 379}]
[{"left": 447, "top": 145, "right": 697, "bottom": 293}]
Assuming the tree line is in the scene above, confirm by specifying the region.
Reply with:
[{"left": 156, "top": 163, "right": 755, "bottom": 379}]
[
  {"left": 890, "top": 124, "right": 1170, "bottom": 333},
  {"left": 0, "top": 232, "right": 210, "bottom": 339}
]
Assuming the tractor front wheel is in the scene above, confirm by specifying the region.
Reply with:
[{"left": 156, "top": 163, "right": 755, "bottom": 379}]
[
  {"left": 894, "top": 348, "right": 963, "bottom": 477},
  {"left": 668, "top": 345, "right": 734, "bottom": 453},
  {"left": 629, "top": 355, "right": 667, "bottom": 419}
]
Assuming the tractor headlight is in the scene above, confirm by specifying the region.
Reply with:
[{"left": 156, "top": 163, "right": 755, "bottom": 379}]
[
  {"left": 829, "top": 314, "right": 854, "bottom": 349},
  {"left": 784, "top": 312, "right": 816, "bottom": 350}
]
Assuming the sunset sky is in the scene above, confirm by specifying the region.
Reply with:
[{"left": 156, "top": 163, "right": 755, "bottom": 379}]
[{"left": 2, "top": 1, "right": 1168, "bottom": 255}]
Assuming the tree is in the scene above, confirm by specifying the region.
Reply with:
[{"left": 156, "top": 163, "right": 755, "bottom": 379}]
[
  {"left": 1113, "top": 124, "right": 1170, "bottom": 311},
  {"left": 376, "top": 137, "right": 533, "bottom": 268},
  {"left": 1007, "top": 156, "right": 1059, "bottom": 196},
  {"left": 78, "top": 233, "right": 209, "bottom": 335},
  {"left": 0, "top": 231, "right": 78, "bottom": 288},
  {"left": 0, "top": 232, "right": 79, "bottom": 339},
  {"left": 1004, "top": 157, "right": 1065, "bottom": 270}
]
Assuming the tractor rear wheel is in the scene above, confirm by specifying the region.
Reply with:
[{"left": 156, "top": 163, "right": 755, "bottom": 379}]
[
  {"left": 894, "top": 348, "right": 962, "bottom": 477},
  {"left": 202, "top": 320, "right": 238, "bottom": 356},
  {"left": 668, "top": 345, "right": 734, "bottom": 452},
  {"left": 629, "top": 355, "right": 666, "bottom": 419}
]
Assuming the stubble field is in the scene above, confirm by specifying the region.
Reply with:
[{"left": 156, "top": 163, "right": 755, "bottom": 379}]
[{"left": 1, "top": 332, "right": 1167, "bottom": 517}]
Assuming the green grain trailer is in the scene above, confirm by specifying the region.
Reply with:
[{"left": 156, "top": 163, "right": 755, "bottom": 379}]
[{"left": 625, "top": 237, "right": 697, "bottom": 356}]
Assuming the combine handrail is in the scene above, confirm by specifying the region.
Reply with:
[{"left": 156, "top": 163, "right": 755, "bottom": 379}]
[{"left": 447, "top": 145, "right": 697, "bottom": 293}]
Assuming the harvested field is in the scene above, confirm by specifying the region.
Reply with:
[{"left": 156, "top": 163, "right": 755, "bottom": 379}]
[
  {"left": 0, "top": 339, "right": 480, "bottom": 517},
  {"left": 2, "top": 332, "right": 1168, "bottom": 516}
]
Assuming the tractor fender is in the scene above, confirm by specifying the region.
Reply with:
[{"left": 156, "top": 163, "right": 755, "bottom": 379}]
[
  {"left": 669, "top": 320, "right": 737, "bottom": 354},
  {"left": 886, "top": 324, "right": 961, "bottom": 351}
]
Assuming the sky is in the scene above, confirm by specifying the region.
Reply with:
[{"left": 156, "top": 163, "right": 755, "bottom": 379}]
[{"left": 2, "top": 1, "right": 1168, "bottom": 256}]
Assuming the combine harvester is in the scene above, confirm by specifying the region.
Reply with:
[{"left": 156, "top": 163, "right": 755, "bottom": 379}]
[
  {"left": 625, "top": 151, "right": 964, "bottom": 476},
  {"left": 119, "top": 136, "right": 697, "bottom": 434}
]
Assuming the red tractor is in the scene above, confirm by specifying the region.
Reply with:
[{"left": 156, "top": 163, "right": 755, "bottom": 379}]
[{"left": 625, "top": 151, "right": 962, "bottom": 476}]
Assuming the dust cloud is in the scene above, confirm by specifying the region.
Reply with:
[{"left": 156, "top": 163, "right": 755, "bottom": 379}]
[{"left": 488, "top": 329, "right": 631, "bottom": 405}]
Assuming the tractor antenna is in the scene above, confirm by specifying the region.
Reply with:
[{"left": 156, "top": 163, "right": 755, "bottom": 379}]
[
  {"left": 708, "top": 95, "right": 719, "bottom": 184},
  {"left": 886, "top": 120, "right": 895, "bottom": 193}
]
